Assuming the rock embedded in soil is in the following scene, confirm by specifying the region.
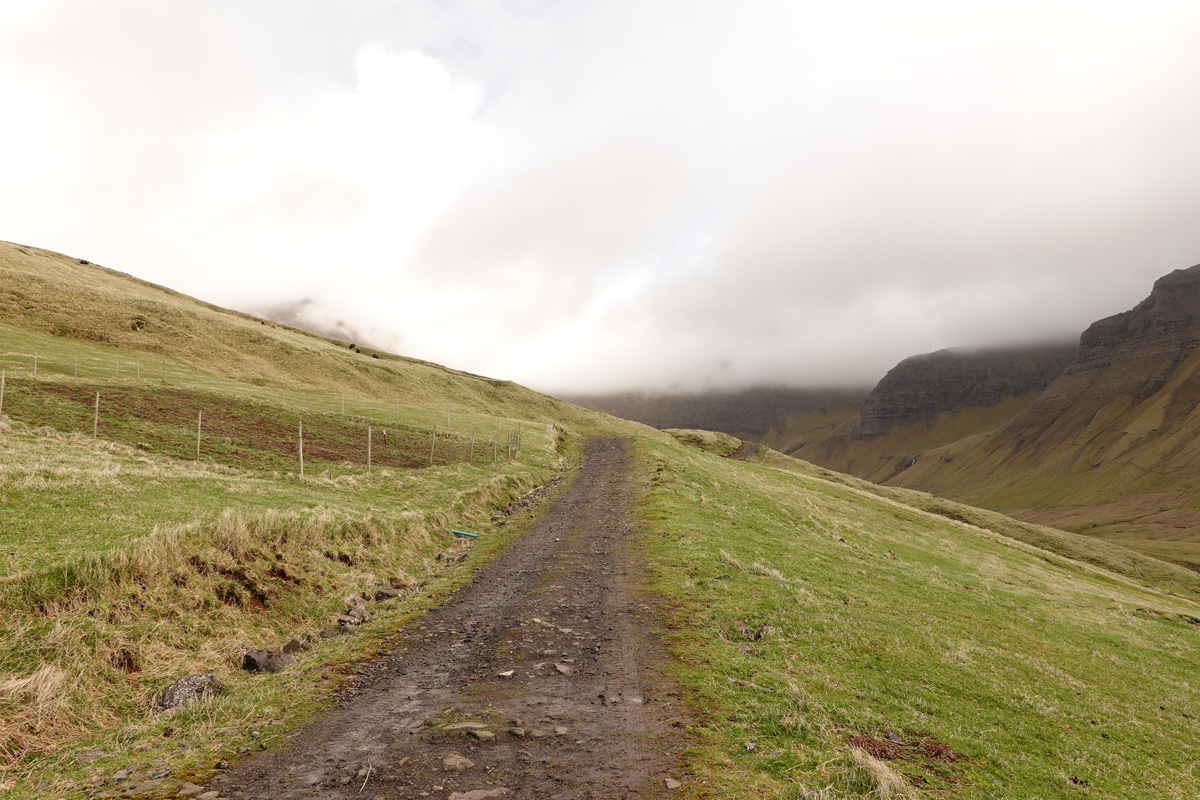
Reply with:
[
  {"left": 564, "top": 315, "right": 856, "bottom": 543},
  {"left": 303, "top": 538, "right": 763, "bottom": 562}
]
[
  {"left": 443, "top": 721, "right": 489, "bottom": 731},
  {"left": 281, "top": 637, "right": 305, "bottom": 654},
  {"left": 467, "top": 729, "right": 496, "bottom": 741},
  {"left": 154, "top": 673, "right": 226, "bottom": 710},
  {"left": 442, "top": 753, "right": 475, "bottom": 772},
  {"left": 448, "top": 790, "right": 509, "bottom": 800},
  {"left": 665, "top": 777, "right": 682, "bottom": 789},
  {"left": 374, "top": 586, "right": 403, "bottom": 602},
  {"left": 242, "top": 649, "right": 292, "bottom": 673}
]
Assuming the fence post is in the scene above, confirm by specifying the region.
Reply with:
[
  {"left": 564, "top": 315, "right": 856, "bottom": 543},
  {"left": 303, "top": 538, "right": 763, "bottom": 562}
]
[
  {"left": 493, "top": 437, "right": 498, "bottom": 462},
  {"left": 367, "top": 425, "right": 372, "bottom": 474},
  {"left": 196, "top": 410, "right": 202, "bottom": 460},
  {"left": 93, "top": 392, "right": 99, "bottom": 437},
  {"left": 0, "top": 370, "right": 5, "bottom": 416},
  {"left": 429, "top": 426, "right": 436, "bottom": 467},
  {"left": 469, "top": 431, "right": 475, "bottom": 465},
  {"left": 298, "top": 419, "right": 304, "bottom": 477}
]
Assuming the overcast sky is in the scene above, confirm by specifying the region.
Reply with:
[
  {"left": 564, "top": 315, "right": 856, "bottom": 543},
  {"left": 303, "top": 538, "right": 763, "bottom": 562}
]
[{"left": 4, "top": 1, "right": 1200, "bottom": 393}]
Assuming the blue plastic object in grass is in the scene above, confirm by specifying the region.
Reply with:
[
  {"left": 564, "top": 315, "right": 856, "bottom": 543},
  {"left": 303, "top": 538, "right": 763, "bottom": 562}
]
[{"left": 449, "top": 529, "right": 479, "bottom": 539}]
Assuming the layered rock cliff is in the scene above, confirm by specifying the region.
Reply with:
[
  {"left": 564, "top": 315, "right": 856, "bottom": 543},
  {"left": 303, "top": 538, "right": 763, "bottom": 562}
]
[
  {"left": 888, "top": 263, "right": 1200, "bottom": 570},
  {"left": 844, "top": 344, "right": 1079, "bottom": 437},
  {"left": 790, "top": 343, "right": 1076, "bottom": 480}
]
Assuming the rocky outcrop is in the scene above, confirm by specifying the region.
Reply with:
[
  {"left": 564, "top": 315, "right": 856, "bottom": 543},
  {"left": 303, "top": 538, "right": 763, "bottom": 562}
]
[
  {"left": 878, "top": 263, "right": 1200, "bottom": 570},
  {"left": 155, "top": 673, "right": 226, "bottom": 709},
  {"left": 844, "top": 344, "right": 1078, "bottom": 437},
  {"left": 1021, "top": 265, "right": 1200, "bottom": 422}
]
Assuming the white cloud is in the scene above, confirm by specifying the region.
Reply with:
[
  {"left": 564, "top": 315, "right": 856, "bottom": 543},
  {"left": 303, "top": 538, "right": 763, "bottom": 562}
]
[{"left": 4, "top": 1, "right": 1200, "bottom": 393}]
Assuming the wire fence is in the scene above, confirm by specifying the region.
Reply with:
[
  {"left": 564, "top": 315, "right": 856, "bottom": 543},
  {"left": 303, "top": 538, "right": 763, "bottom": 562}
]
[{"left": 0, "top": 347, "right": 543, "bottom": 474}]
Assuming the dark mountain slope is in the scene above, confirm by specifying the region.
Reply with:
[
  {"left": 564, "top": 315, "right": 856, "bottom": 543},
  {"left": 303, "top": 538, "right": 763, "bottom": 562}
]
[
  {"left": 890, "top": 264, "right": 1200, "bottom": 569},
  {"left": 564, "top": 386, "right": 868, "bottom": 452},
  {"left": 791, "top": 344, "right": 1076, "bottom": 482}
]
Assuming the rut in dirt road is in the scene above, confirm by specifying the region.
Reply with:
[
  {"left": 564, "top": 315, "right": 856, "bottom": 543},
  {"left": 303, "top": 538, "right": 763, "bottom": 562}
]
[{"left": 209, "top": 437, "right": 689, "bottom": 800}]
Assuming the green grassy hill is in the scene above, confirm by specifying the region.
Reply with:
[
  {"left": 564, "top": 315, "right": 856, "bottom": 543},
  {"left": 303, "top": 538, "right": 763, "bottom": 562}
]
[
  {"left": 639, "top": 433, "right": 1200, "bottom": 799},
  {"left": 1, "top": 242, "right": 1197, "bottom": 799}
]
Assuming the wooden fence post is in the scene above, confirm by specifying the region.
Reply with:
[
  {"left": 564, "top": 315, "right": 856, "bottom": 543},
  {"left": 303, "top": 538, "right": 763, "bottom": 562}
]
[{"left": 429, "top": 426, "right": 436, "bottom": 467}]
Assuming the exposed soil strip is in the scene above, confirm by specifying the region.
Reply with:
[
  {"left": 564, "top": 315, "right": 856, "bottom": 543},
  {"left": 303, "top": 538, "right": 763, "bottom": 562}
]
[
  {"left": 209, "top": 437, "right": 687, "bottom": 799},
  {"left": 729, "top": 442, "right": 760, "bottom": 461},
  {"left": 1, "top": 378, "right": 476, "bottom": 470}
]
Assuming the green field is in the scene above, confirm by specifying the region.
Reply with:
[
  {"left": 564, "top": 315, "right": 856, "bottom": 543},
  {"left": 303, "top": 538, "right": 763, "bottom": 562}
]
[
  {"left": 2, "top": 241, "right": 1198, "bottom": 798},
  {"left": 638, "top": 435, "right": 1200, "bottom": 799}
]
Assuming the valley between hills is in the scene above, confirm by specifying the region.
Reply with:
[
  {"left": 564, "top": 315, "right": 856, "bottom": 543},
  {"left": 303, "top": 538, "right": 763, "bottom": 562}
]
[
  {"left": 1, "top": 240, "right": 1199, "bottom": 800},
  {"left": 577, "top": 264, "right": 1200, "bottom": 573}
]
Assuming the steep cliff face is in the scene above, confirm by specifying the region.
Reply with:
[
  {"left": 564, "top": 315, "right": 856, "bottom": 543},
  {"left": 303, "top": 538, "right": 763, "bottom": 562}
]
[
  {"left": 563, "top": 387, "right": 868, "bottom": 450},
  {"left": 846, "top": 345, "right": 1078, "bottom": 436},
  {"left": 890, "top": 264, "right": 1200, "bottom": 570},
  {"left": 791, "top": 344, "right": 1076, "bottom": 481}
]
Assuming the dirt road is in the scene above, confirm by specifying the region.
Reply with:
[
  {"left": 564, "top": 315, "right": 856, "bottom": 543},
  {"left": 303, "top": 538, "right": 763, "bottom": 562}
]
[{"left": 209, "top": 437, "right": 687, "bottom": 800}]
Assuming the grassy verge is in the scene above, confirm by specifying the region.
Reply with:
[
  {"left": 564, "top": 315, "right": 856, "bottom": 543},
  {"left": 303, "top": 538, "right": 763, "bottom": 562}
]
[
  {"left": 633, "top": 435, "right": 1200, "bottom": 799},
  {"left": 0, "top": 407, "right": 574, "bottom": 798}
]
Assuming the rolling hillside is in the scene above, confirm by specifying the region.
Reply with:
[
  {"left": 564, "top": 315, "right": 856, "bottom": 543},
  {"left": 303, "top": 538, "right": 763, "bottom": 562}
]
[
  {"left": 1, "top": 241, "right": 1197, "bottom": 799},
  {"left": 0, "top": 240, "right": 638, "bottom": 435}
]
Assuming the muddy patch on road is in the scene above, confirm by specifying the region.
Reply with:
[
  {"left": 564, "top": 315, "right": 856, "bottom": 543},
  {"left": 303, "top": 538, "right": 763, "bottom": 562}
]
[{"left": 209, "top": 437, "right": 690, "bottom": 799}]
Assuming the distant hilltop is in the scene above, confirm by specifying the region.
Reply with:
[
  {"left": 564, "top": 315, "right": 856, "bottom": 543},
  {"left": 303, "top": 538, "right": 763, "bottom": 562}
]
[{"left": 562, "top": 386, "right": 869, "bottom": 454}]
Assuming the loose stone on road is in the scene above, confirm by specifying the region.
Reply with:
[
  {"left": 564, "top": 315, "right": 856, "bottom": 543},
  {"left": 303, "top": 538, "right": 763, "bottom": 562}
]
[{"left": 209, "top": 437, "right": 687, "bottom": 799}]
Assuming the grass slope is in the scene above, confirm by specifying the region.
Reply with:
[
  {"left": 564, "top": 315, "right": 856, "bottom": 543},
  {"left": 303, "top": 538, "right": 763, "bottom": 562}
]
[
  {"left": 4, "top": 240, "right": 1197, "bottom": 799},
  {"left": 642, "top": 434, "right": 1200, "bottom": 799},
  {"left": 0, "top": 240, "right": 661, "bottom": 796},
  {"left": 789, "top": 394, "right": 1044, "bottom": 482},
  {"left": 0, "top": 240, "right": 646, "bottom": 437},
  {"left": 885, "top": 349, "right": 1200, "bottom": 571}
]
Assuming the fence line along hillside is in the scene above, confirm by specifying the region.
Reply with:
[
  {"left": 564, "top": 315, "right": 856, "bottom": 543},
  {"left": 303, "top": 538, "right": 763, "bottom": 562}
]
[
  {"left": 0, "top": 339, "right": 551, "bottom": 475},
  {"left": 0, "top": 244, "right": 658, "bottom": 443}
]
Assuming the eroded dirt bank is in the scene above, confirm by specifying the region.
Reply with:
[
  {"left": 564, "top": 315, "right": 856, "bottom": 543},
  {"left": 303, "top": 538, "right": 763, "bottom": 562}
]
[{"left": 209, "top": 437, "right": 687, "bottom": 800}]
